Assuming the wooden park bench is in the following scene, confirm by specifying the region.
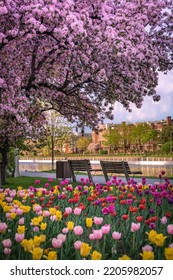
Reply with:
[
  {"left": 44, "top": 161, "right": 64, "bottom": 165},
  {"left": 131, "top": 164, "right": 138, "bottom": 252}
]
[
  {"left": 68, "top": 159, "right": 102, "bottom": 183},
  {"left": 100, "top": 160, "right": 142, "bottom": 182}
]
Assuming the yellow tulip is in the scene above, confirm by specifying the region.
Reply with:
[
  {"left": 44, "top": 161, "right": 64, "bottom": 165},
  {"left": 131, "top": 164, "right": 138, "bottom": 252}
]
[
  {"left": 3, "top": 205, "right": 12, "bottom": 212},
  {"left": 21, "top": 239, "right": 35, "bottom": 252},
  {"left": 40, "top": 222, "right": 47, "bottom": 231},
  {"left": 165, "top": 247, "right": 173, "bottom": 260},
  {"left": 67, "top": 221, "right": 74, "bottom": 231},
  {"left": 118, "top": 255, "right": 131, "bottom": 260},
  {"left": 56, "top": 210, "right": 62, "bottom": 221},
  {"left": 86, "top": 218, "right": 93, "bottom": 228},
  {"left": 91, "top": 250, "right": 102, "bottom": 260},
  {"left": 10, "top": 212, "right": 17, "bottom": 219},
  {"left": 80, "top": 243, "right": 92, "bottom": 258},
  {"left": 31, "top": 247, "right": 43, "bottom": 260},
  {"left": 146, "top": 230, "right": 157, "bottom": 243},
  {"left": 31, "top": 216, "right": 43, "bottom": 226},
  {"left": 33, "top": 236, "right": 42, "bottom": 247},
  {"left": 45, "top": 251, "right": 57, "bottom": 260},
  {"left": 40, "top": 235, "right": 46, "bottom": 243},
  {"left": 154, "top": 234, "right": 167, "bottom": 247},
  {"left": 17, "top": 225, "right": 26, "bottom": 234},
  {"left": 49, "top": 208, "right": 57, "bottom": 216},
  {"left": 140, "top": 251, "right": 154, "bottom": 260}
]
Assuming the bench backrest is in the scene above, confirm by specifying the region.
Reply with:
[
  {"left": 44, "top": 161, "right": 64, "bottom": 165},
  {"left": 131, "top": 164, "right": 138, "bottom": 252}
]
[
  {"left": 68, "top": 159, "right": 92, "bottom": 171},
  {"left": 100, "top": 161, "right": 125, "bottom": 173}
]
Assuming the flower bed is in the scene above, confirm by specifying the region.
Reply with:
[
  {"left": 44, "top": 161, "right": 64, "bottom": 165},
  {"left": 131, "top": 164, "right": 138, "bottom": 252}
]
[{"left": 0, "top": 174, "right": 173, "bottom": 260}]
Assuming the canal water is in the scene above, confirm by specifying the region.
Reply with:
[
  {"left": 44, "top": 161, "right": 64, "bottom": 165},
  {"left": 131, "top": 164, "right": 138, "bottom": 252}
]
[{"left": 19, "top": 162, "right": 173, "bottom": 178}]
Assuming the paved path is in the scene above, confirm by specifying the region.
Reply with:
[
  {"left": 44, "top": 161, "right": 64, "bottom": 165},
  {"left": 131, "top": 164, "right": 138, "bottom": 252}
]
[{"left": 20, "top": 171, "right": 172, "bottom": 185}]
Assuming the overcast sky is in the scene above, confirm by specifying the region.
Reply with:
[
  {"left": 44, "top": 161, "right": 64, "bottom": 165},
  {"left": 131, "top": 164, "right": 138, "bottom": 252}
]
[{"left": 111, "top": 69, "right": 173, "bottom": 124}]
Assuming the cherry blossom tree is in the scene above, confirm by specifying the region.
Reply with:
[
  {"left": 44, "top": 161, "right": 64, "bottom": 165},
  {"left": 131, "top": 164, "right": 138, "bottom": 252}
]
[{"left": 0, "top": 0, "right": 173, "bottom": 184}]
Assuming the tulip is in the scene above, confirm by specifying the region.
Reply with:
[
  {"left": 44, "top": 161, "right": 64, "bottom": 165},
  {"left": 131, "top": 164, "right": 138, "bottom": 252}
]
[
  {"left": 160, "top": 216, "right": 167, "bottom": 224},
  {"left": 65, "top": 207, "right": 72, "bottom": 215},
  {"left": 15, "top": 233, "right": 24, "bottom": 243},
  {"left": 74, "top": 207, "right": 82, "bottom": 215},
  {"left": 31, "top": 247, "right": 43, "bottom": 260},
  {"left": 4, "top": 248, "right": 11, "bottom": 255},
  {"left": 165, "top": 247, "right": 173, "bottom": 260},
  {"left": 101, "top": 224, "right": 111, "bottom": 234},
  {"left": 154, "top": 234, "right": 167, "bottom": 247},
  {"left": 52, "top": 238, "right": 63, "bottom": 249},
  {"left": 73, "top": 226, "right": 83, "bottom": 236},
  {"left": 74, "top": 241, "right": 82, "bottom": 250},
  {"left": 62, "top": 227, "right": 69, "bottom": 234},
  {"left": 167, "top": 224, "right": 173, "bottom": 235},
  {"left": 91, "top": 250, "right": 102, "bottom": 260},
  {"left": 142, "top": 245, "right": 153, "bottom": 252},
  {"left": 131, "top": 222, "right": 141, "bottom": 232},
  {"left": 67, "top": 221, "right": 74, "bottom": 231},
  {"left": 118, "top": 255, "right": 131, "bottom": 260},
  {"left": 93, "top": 229, "right": 103, "bottom": 240},
  {"left": 47, "top": 251, "right": 57, "bottom": 260},
  {"left": 140, "top": 251, "right": 154, "bottom": 260},
  {"left": 18, "top": 217, "right": 25, "bottom": 225},
  {"left": 57, "top": 234, "right": 66, "bottom": 243},
  {"left": 80, "top": 243, "right": 92, "bottom": 258},
  {"left": 2, "top": 239, "right": 12, "bottom": 248},
  {"left": 112, "top": 231, "right": 122, "bottom": 240},
  {"left": 0, "top": 222, "right": 8, "bottom": 233},
  {"left": 93, "top": 217, "right": 103, "bottom": 225},
  {"left": 86, "top": 218, "right": 93, "bottom": 228},
  {"left": 146, "top": 230, "right": 157, "bottom": 243}
]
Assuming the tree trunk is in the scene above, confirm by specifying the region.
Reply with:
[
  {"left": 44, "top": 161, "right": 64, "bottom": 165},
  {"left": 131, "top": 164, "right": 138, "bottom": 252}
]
[{"left": 0, "top": 143, "right": 9, "bottom": 185}]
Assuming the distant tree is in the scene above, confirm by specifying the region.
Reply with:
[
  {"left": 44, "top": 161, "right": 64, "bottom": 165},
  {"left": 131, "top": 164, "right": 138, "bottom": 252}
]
[
  {"left": 76, "top": 136, "right": 92, "bottom": 153},
  {"left": 103, "top": 127, "right": 120, "bottom": 153},
  {"left": 161, "top": 141, "right": 173, "bottom": 154},
  {"left": 131, "top": 123, "right": 158, "bottom": 152},
  {"left": 160, "top": 126, "right": 173, "bottom": 144}
]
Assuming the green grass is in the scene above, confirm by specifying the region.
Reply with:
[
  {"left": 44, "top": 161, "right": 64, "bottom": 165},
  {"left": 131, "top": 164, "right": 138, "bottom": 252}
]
[{"left": 3, "top": 176, "right": 59, "bottom": 189}]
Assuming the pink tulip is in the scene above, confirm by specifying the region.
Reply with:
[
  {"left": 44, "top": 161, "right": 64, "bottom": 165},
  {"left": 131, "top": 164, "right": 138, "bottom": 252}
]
[
  {"left": 18, "top": 217, "right": 25, "bottom": 225},
  {"left": 65, "top": 207, "right": 73, "bottom": 214},
  {"left": 101, "top": 224, "right": 111, "bottom": 234},
  {"left": 52, "top": 238, "right": 62, "bottom": 248},
  {"left": 89, "top": 233, "right": 95, "bottom": 240},
  {"left": 131, "top": 222, "right": 141, "bottom": 232},
  {"left": 16, "top": 208, "right": 23, "bottom": 216},
  {"left": 169, "top": 243, "right": 173, "bottom": 248},
  {"left": 57, "top": 234, "right": 66, "bottom": 243},
  {"left": 2, "top": 239, "right": 12, "bottom": 248},
  {"left": 93, "top": 217, "right": 103, "bottom": 225},
  {"left": 112, "top": 231, "right": 122, "bottom": 240},
  {"left": 6, "top": 213, "right": 11, "bottom": 219},
  {"left": 93, "top": 229, "right": 103, "bottom": 240},
  {"left": 15, "top": 233, "right": 24, "bottom": 242},
  {"left": 50, "top": 215, "right": 56, "bottom": 221},
  {"left": 62, "top": 227, "right": 69, "bottom": 234},
  {"left": 0, "top": 222, "right": 8, "bottom": 233},
  {"left": 142, "top": 245, "right": 153, "bottom": 251},
  {"left": 43, "top": 210, "right": 50, "bottom": 217},
  {"left": 73, "top": 226, "right": 83, "bottom": 236},
  {"left": 4, "top": 248, "right": 11, "bottom": 255},
  {"left": 73, "top": 207, "right": 82, "bottom": 216},
  {"left": 74, "top": 241, "right": 82, "bottom": 250},
  {"left": 167, "top": 224, "right": 173, "bottom": 235},
  {"left": 160, "top": 216, "right": 167, "bottom": 224},
  {"left": 33, "top": 226, "right": 39, "bottom": 232},
  {"left": 6, "top": 197, "right": 13, "bottom": 202},
  {"left": 34, "top": 205, "right": 42, "bottom": 212}
]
